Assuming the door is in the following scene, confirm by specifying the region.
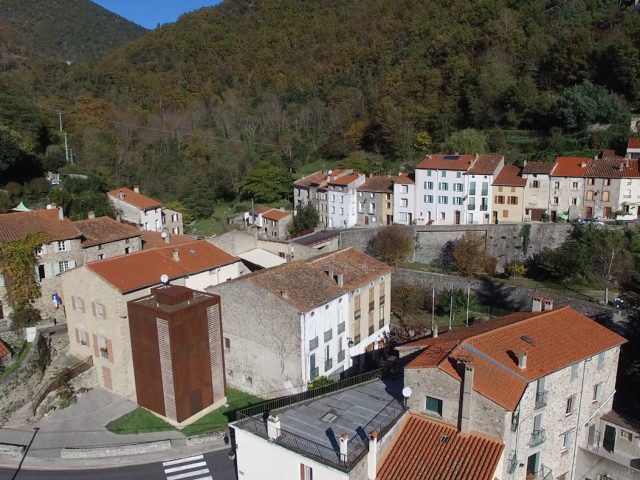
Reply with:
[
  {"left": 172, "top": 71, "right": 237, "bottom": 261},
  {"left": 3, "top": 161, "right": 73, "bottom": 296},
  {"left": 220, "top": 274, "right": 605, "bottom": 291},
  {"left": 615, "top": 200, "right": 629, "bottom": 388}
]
[
  {"left": 467, "top": 213, "right": 473, "bottom": 224},
  {"left": 455, "top": 211, "right": 461, "bottom": 225},
  {"left": 102, "top": 366, "right": 113, "bottom": 390},
  {"left": 584, "top": 206, "right": 593, "bottom": 218},
  {"left": 408, "top": 213, "right": 412, "bottom": 224},
  {"left": 603, "top": 424, "right": 616, "bottom": 453},
  {"left": 526, "top": 452, "right": 539, "bottom": 477},
  {"left": 492, "top": 211, "right": 498, "bottom": 224},
  {"left": 550, "top": 210, "right": 557, "bottom": 222},
  {"left": 364, "top": 216, "right": 369, "bottom": 225}
]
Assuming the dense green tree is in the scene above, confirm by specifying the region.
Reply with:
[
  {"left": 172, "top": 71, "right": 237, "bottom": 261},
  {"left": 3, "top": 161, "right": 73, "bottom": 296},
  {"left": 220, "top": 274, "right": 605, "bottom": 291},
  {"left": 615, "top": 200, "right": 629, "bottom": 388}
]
[
  {"left": 0, "top": 128, "right": 21, "bottom": 177},
  {"left": 239, "top": 163, "right": 293, "bottom": 204},
  {"left": 438, "top": 288, "right": 480, "bottom": 326},
  {"left": 556, "top": 82, "right": 628, "bottom": 132},
  {"left": 289, "top": 202, "right": 319, "bottom": 236},
  {"left": 442, "top": 129, "right": 489, "bottom": 155}
]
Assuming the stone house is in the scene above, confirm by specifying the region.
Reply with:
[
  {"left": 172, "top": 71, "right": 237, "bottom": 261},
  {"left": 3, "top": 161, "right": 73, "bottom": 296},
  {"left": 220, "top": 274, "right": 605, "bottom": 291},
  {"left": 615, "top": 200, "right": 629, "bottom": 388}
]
[
  {"left": 208, "top": 247, "right": 391, "bottom": 396},
  {"left": 398, "top": 303, "right": 625, "bottom": 480},
  {"left": 108, "top": 187, "right": 163, "bottom": 232},
  {"left": 294, "top": 169, "right": 353, "bottom": 228},
  {"left": 584, "top": 154, "right": 640, "bottom": 219},
  {"left": 356, "top": 176, "right": 394, "bottom": 227},
  {"left": 74, "top": 214, "right": 142, "bottom": 262},
  {"left": 392, "top": 173, "right": 415, "bottom": 225},
  {"left": 549, "top": 157, "right": 590, "bottom": 221},
  {"left": 492, "top": 164, "right": 527, "bottom": 224},
  {"left": 162, "top": 208, "right": 184, "bottom": 235},
  {"left": 60, "top": 240, "right": 247, "bottom": 399},
  {"left": 522, "top": 161, "right": 554, "bottom": 221},
  {"left": 244, "top": 205, "right": 292, "bottom": 240},
  {"left": 0, "top": 207, "right": 83, "bottom": 322}
]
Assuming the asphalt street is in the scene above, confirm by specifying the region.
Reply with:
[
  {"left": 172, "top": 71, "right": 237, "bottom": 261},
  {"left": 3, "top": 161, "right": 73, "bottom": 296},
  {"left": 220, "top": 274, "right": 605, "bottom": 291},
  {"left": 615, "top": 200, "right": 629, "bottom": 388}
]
[{"left": 0, "top": 450, "right": 236, "bottom": 480}]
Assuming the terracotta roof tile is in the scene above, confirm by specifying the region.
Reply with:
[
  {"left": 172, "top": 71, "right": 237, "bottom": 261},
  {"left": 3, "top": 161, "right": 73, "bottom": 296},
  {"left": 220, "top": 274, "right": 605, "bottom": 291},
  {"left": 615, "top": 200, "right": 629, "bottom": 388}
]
[
  {"left": 0, "top": 209, "right": 81, "bottom": 243},
  {"left": 74, "top": 216, "right": 140, "bottom": 248},
  {"left": 551, "top": 157, "right": 591, "bottom": 177},
  {"left": 253, "top": 205, "right": 273, "bottom": 215},
  {"left": 522, "top": 161, "right": 554, "bottom": 175},
  {"left": 262, "top": 209, "right": 290, "bottom": 221},
  {"left": 493, "top": 164, "right": 527, "bottom": 187},
  {"left": 328, "top": 173, "right": 363, "bottom": 186},
  {"left": 140, "top": 231, "right": 195, "bottom": 250},
  {"left": 358, "top": 176, "right": 394, "bottom": 193},
  {"left": 407, "top": 307, "right": 625, "bottom": 411},
  {"left": 416, "top": 154, "right": 476, "bottom": 171},
  {"left": 394, "top": 173, "right": 415, "bottom": 185},
  {"left": 87, "top": 240, "right": 239, "bottom": 292},
  {"left": 107, "top": 188, "right": 161, "bottom": 210},
  {"left": 585, "top": 157, "right": 640, "bottom": 178},
  {"left": 378, "top": 413, "right": 504, "bottom": 480},
  {"left": 0, "top": 339, "right": 11, "bottom": 359},
  {"left": 466, "top": 155, "right": 504, "bottom": 175},
  {"left": 628, "top": 138, "right": 640, "bottom": 149},
  {"left": 307, "top": 247, "right": 391, "bottom": 290},
  {"left": 294, "top": 169, "right": 349, "bottom": 188}
]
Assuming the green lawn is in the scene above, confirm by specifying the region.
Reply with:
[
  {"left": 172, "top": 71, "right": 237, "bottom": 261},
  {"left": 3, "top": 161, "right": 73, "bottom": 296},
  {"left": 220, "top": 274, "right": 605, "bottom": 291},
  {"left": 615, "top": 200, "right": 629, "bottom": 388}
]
[
  {"left": 181, "top": 388, "right": 264, "bottom": 437},
  {"left": 106, "top": 407, "right": 175, "bottom": 435}
]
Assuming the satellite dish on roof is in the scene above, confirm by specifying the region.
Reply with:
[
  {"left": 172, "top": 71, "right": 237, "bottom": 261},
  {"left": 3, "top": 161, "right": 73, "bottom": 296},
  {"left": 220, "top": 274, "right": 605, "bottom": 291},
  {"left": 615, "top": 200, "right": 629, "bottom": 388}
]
[
  {"left": 161, "top": 231, "right": 167, "bottom": 239},
  {"left": 160, "top": 274, "right": 169, "bottom": 286},
  {"left": 402, "top": 387, "right": 413, "bottom": 399}
]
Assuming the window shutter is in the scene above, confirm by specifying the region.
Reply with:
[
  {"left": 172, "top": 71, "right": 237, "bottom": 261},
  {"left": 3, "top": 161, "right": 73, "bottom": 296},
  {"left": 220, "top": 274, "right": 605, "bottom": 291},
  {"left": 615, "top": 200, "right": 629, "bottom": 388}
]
[
  {"left": 65, "top": 240, "right": 71, "bottom": 251},
  {"left": 34, "top": 265, "right": 40, "bottom": 279},
  {"left": 92, "top": 334, "right": 99, "bottom": 358},
  {"left": 54, "top": 242, "right": 59, "bottom": 253},
  {"left": 44, "top": 263, "right": 53, "bottom": 278},
  {"left": 106, "top": 339, "right": 113, "bottom": 362},
  {"left": 41, "top": 245, "right": 47, "bottom": 255},
  {"left": 75, "top": 328, "right": 80, "bottom": 343},
  {"left": 71, "top": 296, "right": 76, "bottom": 311},
  {"left": 80, "top": 299, "right": 85, "bottom": 312},
  {"left": 68, "top": 260, "right": 76, "bottom": 269},
  {"left": 102, "top": 304, "right": 107, "bottom": 318},
  {"left": 91, "top": 302, "right": 96, "bottom": 317},
  {"left": 52, "top": 262, "right": 60, "bottom": 275}
]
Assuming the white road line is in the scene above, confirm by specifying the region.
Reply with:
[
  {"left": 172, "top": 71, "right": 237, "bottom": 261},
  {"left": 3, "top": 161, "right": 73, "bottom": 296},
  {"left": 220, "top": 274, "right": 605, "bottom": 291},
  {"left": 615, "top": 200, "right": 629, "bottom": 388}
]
[
  {"left": 163, "top": 454, "right": 205, "bottom": 467},
  {"left": 190, "top": 477, "right": 212, "bottom": 480},
  {"left": 166, "top": 468, "right": 210, "bottom": 480},
  {"left": 164, "top": 461, "right": 207, "bottom": 474}
]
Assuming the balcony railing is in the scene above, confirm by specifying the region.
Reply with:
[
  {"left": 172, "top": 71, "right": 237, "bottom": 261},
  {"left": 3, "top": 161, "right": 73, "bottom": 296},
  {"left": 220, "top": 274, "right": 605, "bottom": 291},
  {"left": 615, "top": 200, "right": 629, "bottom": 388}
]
[
  {"left": 537, "top": 464, "right": 553, "bottom": 480},
  {"left": 338, "top": 350, "right": 345, "bottom": 363},
  {"left": 530, "top": 429, "right": 546, "bottom": 447},
  {"left": 480, "top": 204, "right": 488, "bottom": 211},
  {"left": 535, "top": 390, "right": 547, "bottom": 409},
  {"left": 324, "top": 359, "right": 333, "bottom": 372},
  {"left": 310, "top": 367, "right": 319, "bottom": 380}
]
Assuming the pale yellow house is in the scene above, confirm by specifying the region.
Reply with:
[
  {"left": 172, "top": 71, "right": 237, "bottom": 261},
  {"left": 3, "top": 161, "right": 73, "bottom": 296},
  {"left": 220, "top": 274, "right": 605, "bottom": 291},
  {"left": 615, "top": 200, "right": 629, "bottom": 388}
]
[{"left": 492, "top": 164, "right": 526, "bottom": 223}]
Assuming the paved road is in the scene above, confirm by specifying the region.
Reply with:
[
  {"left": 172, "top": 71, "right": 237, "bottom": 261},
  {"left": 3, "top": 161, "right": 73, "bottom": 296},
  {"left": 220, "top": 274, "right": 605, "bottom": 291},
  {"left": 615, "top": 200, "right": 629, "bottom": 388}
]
[{"left": 0, "top": 450, "right": 236, "bottom": 480}]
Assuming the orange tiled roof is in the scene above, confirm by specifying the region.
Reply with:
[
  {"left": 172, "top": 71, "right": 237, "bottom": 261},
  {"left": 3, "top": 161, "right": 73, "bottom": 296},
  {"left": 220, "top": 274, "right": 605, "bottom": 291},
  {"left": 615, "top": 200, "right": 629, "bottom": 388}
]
[
  {"left": 307, "top": 247, "right": 391, "bottom": 290},
  {"left": 74, "top": 216, "right": 140, "bottom": 248},
  {"left": 252, "top": 205, "right": 273, "bottom": 215},
  {"left": 551, "top": 157, "right": 591, "bottom": 178},
  {"left": 407, "top": 307, "right": 625, "bottom": 411},
  {"left": 522, "top": 161, "right": 554, "bottom": 175},
  {"left": 0, "top": 209, "right": 81, "bottom": 243},
  {"left": 394, "top": 173, "right": 415, "bottom": 185},
  {"left": 0, "top": 339, "right": 11, "bottom": 359},
  {"left": 140, "top": 231, "right": 195, "bottom": 250},
  {"left": 466, "top": 155, "right": 504, "bottom": 175},
  {"left": 328, "top": 173, "right": 363, "bottom": 186},
  {"left": 87, "top": 240, "right": 239, "bottom": 293},
  {"left": 262, "top": 209, "right": 290, "bottom": 221},
  {"left": 493, "top": 164, "right": 526, "bottom": 187},
  {"left": 586, "top": 157, "right": 640, "bottom": 178},
  {"left": 377, "top": 413, "right": 504, "bottom": 480},
  {"left": 416, "top": 154, "right": 476, "bottom": 171},
  {"left": 107, "top": 188, "right": 161, "bottom": 210},
  {"left": 294, "top": 169, "right": 349, "bottom": 188},
  {"left": 358, "top": 176, "right": 394, "bottom": 194},
  {"left": 628, "top": 138, "right": 640, "bottom": 149}
]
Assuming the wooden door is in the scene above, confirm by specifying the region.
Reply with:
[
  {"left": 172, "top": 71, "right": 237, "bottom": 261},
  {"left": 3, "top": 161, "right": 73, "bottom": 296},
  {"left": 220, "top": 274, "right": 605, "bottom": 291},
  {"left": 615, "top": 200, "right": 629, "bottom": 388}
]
[{"left": 102, "top": 366, "right": 112, "bottom": 390}]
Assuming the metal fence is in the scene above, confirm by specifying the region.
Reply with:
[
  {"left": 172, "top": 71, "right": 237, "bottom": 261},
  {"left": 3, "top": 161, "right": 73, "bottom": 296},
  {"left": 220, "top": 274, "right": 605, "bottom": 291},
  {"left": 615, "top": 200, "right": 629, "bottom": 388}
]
[{"left": 31, "top": 356, "right": 93, "bottom": 415}]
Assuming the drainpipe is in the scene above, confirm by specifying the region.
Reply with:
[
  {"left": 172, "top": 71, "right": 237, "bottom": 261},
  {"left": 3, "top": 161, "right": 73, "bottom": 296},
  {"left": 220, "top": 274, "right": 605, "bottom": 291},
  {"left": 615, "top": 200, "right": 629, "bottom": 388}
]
[{"left": 570, "top": 357, "right": 590, "bottom": 480}]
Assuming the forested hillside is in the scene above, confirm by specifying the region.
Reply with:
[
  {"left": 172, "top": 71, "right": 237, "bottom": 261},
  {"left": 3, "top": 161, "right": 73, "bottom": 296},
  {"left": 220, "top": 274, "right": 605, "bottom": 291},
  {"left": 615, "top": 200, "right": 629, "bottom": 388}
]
[
  {"left": 0, "top": 0, "right": 146, "bottom": 63},
  {"left": 2, "top": 0, "right": 640, "bottom": 218}
]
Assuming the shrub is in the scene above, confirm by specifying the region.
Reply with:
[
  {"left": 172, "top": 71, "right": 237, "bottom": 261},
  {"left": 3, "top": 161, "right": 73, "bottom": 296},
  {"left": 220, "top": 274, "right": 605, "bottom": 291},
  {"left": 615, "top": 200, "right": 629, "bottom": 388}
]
[
  {"left": 505, "top": 262, "right": 527, "bottom": 278},
  {"left": 10, "top": 306, "right": 41, "bottom": 330},
  {"left": 308, "top": 376, "right": 335, "bottom": 390},
  {"left": 367, "top": 225, "right": 414, "bottom": 266}
]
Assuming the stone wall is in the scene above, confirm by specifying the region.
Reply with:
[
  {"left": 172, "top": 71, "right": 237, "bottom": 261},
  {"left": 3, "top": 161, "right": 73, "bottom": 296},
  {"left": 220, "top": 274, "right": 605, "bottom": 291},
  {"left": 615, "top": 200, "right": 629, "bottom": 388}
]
[
  {"left": 82, "top": 236, "right": 142, "bottom": 263},
  {"left": 392, "top": 267, "right": 612, "bottom": 320},
  {"left": 339, "top": 223, "right": 572, "bottom": 272}
]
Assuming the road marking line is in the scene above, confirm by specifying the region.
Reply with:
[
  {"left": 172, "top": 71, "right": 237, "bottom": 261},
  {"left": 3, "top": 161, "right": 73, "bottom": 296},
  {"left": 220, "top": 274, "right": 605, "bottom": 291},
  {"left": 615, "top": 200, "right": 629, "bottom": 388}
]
[
  {"left": 164, "top": 461, "right": 207, "bottom": 474},
  {"left": 190, "top": 477, "right": 212, "bottom": 480},
  {"left": 163, "top": 454, "right": 204, "bottom": 467},
  {"left": 167, "top": 468, "right": 210, "bottom": 480}
]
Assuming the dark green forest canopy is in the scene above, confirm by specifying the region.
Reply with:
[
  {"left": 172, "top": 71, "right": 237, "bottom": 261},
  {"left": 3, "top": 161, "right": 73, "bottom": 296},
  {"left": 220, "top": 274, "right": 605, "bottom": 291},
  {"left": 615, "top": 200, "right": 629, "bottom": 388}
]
[{"left": 1, "top": 0, "right": 639, "bottom": 209}]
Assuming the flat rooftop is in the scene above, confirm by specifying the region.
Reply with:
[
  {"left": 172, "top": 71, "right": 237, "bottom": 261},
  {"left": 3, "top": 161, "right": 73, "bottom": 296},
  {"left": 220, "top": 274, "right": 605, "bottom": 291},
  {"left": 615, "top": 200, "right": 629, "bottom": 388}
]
[{"left": 293, "top": 229, "right": 340, "bottom": 247}]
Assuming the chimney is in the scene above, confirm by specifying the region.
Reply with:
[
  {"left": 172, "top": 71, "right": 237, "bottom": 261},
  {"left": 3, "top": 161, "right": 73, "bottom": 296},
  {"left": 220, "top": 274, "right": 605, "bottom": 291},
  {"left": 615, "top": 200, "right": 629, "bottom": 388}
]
[
  {"left": 619, "top": 162, "right": 625, "bottom": 172},
  {"left": 87, "top": 210, "right": 95, "bottom": 220},
  {"left": 58, "top": 207, "right": 64, "bottom": 221},
  {"left": 267, "top": 415, "right": 281, "bottom": 441},
  {"left": 518, "top": 350, "right": 528, "bottom": 370},
  {"left": 327, "top": 269, "right": 334, "bottom": 281},
  {"left": 172, "top": 248, "right": 180, "bottom": 261},
  {"left": 336, "top": 273, "right": 344, "bottom": 287},
  {"left": 116, "top": 214, "right": 122, "bottom": 223},
  {"left": 118, "top": 191, "right": 125, "bottom": 200},
  {"left": 460, "top": 363, "right": 474, "bottom": 433},
  {"left": 162, "top": 231, "right": 170, "bottom": 243},
  {"left": 532, "top": 296, "right": 543, "bottom": 312},
  {"left": 339, "top": 433, "right": 349, "bottom": 461},
  {"left": 432, "top": 323, "right": 438, "bottom": 338},
  {"left": 133, "top": 186, "right": 140, "bottom": 193},
  {"left": 625, "top": 157, "right": 630, "bottom": 167},
  {"left": 582, "top": 161, "right": 589, "bottom": 168},
  {"left": 367, "top": 431, "right": 378, "bottom": 480},
  {"left": 280, "top": 290, "right": 288, "bottom": 299},
  {"left": 543, "top": 298, "right": 554, "bottom": 311}
]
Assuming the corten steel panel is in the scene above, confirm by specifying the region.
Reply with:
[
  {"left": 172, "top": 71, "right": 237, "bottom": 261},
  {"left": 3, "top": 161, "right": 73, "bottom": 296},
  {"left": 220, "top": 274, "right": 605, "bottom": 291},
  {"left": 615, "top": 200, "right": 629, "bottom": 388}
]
[{"left": 128, "top": 301, "right": 166, "bottom": 416}]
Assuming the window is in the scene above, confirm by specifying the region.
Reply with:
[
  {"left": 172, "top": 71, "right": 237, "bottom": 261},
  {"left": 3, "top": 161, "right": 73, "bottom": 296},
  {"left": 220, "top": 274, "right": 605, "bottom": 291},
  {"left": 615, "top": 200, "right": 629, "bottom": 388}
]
[
  {"left": 593, "top": 383, "right": 602, "bottom": 402},
  {"left": 401, "top": 198, "right": 408, "bottom": 207},
  {"left": 481, "top": 182, "right": 489, "bottom": 195},
  {"left": 508, "top": 196, "right": 518, "bottom": 205},
  {"left": 426, "top": 181, "right": 434, "bottom": 190},
  {"left": 324, "top": 345, "right": 332, "bottom": 371},
  {"left": 331, "top": 206, "right": 335, "bottom": 214},
  {"left": 453, "top": 183, "right": 464, "bottom": 192},
  {"left": 340, "top": 207, "right": 344, "bottom": 215},
  {"left": 338, "top": 322, "right": 345, "bottom": 334},
  {"left": 566, "top": 395, "right": 575, "bottom": 415},
  {"left": 572, "top": 182, "right": 579, "bottom": 189},
  {"left": 441, "top": 171, "right": 447, "bottom": 178},
  {"left": 124, "top": 247, "right": 130, "bottom": 254},
  {"left": 554, "top": 181, "right": 560, "bottom": 189},
  {"left": 324, "top": 329, "right": 333, "bottom": 342},
  {"left": 427, "top": 169, "right": 432, "bottom": 177},
  {"left": 602, "top": 191, "right": 610, "bottom": 202},
  {"left": 624, "top": 189, "right": 632, "bottom": 198},
  {"left": 604, "top": 179, "right": 611, "bottom": 186},
  {"left": 94, "top": 302, "right": 106, "bottom": 318},
  {"left": 97, "top": 254, "right": 104, "bottom": 260},
  {"left": 58, "top": 261, "right": 70, "bottom": 273},
  {"left": 401, "top": 185, "right": 408, "bottom": 194},
  {"left": 309, "top": 337, "right": 318, "bottom": 350},
  {"left": 587, "top": 178, "right": 595, "bottom": 185},
  {"left": 340, "top": 195, "right": 344, "bottom": 204},
  {"left": 98, "top": 335, "right": 109, "bottom": 359},
  {"left": 553, "top": 197, "right": 559, "bottom": 204},
  {"left": 571, "top": 198, "right": 578, "bottom": 206},
  {"left": 73, "top": 296, "right": 85, "bottom": 312},
  {"left": 440, "top": 212, "right": 446, "bottom": 220},
  {"left": 425, "top": 195, "right": 433, "bottom": 203},
  {"left": 620, "top": 430, "right": 633, "bottom": 441},
  {"left": 438, "top": 196, "right": 448, "bottom": 204},
  {"left": 36, "top": 245, "right": 47, "bottom": 256},
  {"left": 571, "top": 364, "right": 578, "bottom": 381},
  {"left": 503, "top": 210, "right": 508, "bottom": 218},
  {"left": 456, "top": 171, "right": 461, "bottom": 178},
  {"left": 57, "top": 240, "right": 67, "bottom": 252},
  {"left": 562, "top": 430, "right": 572, "bottom": 451},
  {"left": 438, "top": 182, "right": 448, "bottom": 191},
  {"left": 532, "top": 180, "right": 539, "bottom": 188},
  {"left": 495, "top": 195, "right": 505, "bottom": 204},
  {"left": 586, "top": 191, "right": 594, "bottom": 201},
  {"left": 425, "top": 396, "right": 443, "bottom": 416},
  {"left": 300, "top": 464, "right": 313, "bottom": 480},
  {"left": 224, "top": 337, "right": 230, "bottom": 349},
  {"left": 597, "top": 352, "right": 605, "bottom": 369},
  {"left": 469, "top": 182, "right": 476, "bottom": 195}
]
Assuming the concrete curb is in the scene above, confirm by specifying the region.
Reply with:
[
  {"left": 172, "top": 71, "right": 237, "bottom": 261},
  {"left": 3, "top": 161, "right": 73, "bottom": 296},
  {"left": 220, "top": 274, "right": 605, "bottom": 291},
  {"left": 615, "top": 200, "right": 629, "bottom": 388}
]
[
  {"left": 0, "top": 443, "right": 24, "bottom": 457},
  {"left": 186, "top": 430, "right": 228, "bottom": 446},
  {"left": 60, "top": 439, "right": 172, "bottom": 458}
]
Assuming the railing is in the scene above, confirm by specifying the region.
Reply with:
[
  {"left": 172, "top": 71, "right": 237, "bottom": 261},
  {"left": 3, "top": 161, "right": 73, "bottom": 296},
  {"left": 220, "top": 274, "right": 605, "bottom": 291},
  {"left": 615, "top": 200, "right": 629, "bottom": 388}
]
[
  {"left": 310, "top": 367, "right": 319, "bottom": 380},
  {"left": 31, "top": 356, "right": 93, "bottom": 415},
  {"left": 538, "top": 464, "right": 553, "bottom": 480},
  {"left": 324, "top": 359, "right": 333, "bottom": 371},
  {"left": 530, "top": 429, "right": 546, "bottom": 447},
  {"left": 237, "top": 367, "right": 386, "bottom": 419},
  {"left": 535, "top": 390, "right": 548, "bottom": 409},
  {"left": 480, "top": 204, "right": 488, "bottom": 211}
]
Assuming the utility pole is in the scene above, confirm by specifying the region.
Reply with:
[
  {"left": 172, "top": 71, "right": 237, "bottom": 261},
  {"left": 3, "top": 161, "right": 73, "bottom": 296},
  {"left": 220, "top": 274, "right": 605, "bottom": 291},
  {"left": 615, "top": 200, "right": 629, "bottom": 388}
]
[
  {"left": 449, "top": 283, "right": 453, "bottom": 330},
  {"left": 64, "top": 132, "right": 69, "bottom": 162},
  {"left": 56, "top": 109, "right": 63, "bottom": 132},
  {"left": 431, "top": 286, "right": 435, "bottom": 334},
  {"left": 465, "top": 282, "right": 471, "bottom": 327}
]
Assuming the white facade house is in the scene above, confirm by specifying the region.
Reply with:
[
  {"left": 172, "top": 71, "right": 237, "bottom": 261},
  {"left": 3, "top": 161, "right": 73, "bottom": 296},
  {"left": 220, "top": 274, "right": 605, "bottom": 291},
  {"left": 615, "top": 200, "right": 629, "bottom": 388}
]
[
  {"left": 327, "top": 173, "right": 365, "bottom": 228},
  {"left": 465, "top": 155, "right": 504, "bottom": 224},
  {"left": 627, "top": 138, "right": 640, "bottom": 159},
  {"left": 392, "top": 174, "right": 415, "bottom": 225},
  {"left": 108, "top": 187, "right": 163, "bottom": 232}
]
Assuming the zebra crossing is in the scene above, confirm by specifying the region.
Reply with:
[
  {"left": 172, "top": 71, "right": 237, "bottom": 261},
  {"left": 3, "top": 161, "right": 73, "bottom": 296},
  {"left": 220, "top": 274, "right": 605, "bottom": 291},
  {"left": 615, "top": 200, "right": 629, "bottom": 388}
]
[{"left": 163, "top": 454, "right": 212, "bottom": 480}]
